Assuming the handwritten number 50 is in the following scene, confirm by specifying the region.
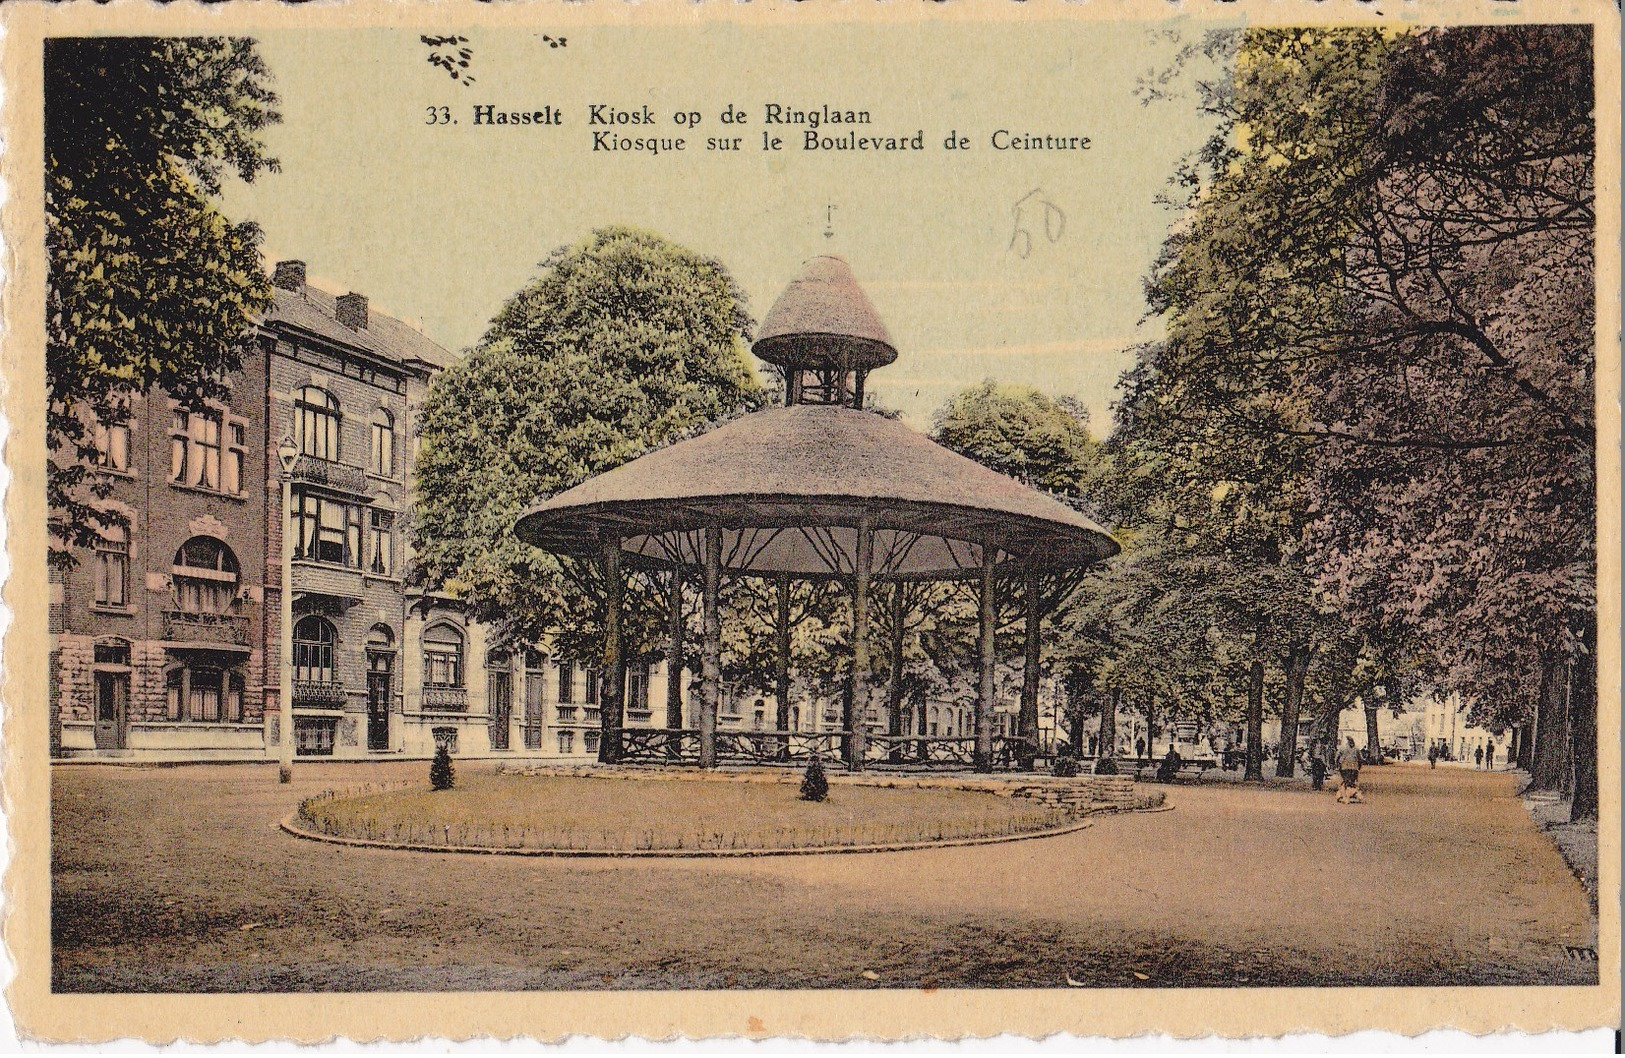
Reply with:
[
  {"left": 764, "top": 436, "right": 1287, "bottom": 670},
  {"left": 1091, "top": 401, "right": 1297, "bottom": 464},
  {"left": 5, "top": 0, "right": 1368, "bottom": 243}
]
[{"left": 425, "top": 106, "right": 453, "bottom": 125}]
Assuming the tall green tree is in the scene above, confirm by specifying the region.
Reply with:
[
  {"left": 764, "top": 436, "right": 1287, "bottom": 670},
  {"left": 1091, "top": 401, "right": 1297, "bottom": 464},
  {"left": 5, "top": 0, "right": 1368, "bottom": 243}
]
[
  {"left": 412, "top": 227, "right": 764, "bottom": 659},
  {"left": 46, "top": 36, "right": 280, "bottom": 565}
]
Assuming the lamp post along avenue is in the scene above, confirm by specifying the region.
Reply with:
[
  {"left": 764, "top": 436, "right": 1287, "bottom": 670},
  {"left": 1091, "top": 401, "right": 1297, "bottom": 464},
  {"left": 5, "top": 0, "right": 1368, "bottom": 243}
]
[{"left": 277, "top": 435, "right": 298, "bottom": 783}]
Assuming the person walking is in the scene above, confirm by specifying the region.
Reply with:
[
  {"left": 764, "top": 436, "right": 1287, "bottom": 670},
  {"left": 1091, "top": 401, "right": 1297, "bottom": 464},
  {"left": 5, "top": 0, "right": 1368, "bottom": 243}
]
[
  {"left": 1474, "top": 744, "right": 1484, "bottom": 769},
  {"left": 1428, "top": 743, "right": 1438, "bottom": 769},
  {"left": 1485, "top": 743, "right": 1495, "bottom": 770},
  {"left": 1335, "top": 737, "right": 1364, "bottom": 804}
]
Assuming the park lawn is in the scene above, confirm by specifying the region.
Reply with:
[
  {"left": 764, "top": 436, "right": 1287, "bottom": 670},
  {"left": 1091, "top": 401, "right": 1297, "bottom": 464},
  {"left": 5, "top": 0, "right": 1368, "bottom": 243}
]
[{"left": 298, "top": 772, "right": 1072, "bottom": 851}]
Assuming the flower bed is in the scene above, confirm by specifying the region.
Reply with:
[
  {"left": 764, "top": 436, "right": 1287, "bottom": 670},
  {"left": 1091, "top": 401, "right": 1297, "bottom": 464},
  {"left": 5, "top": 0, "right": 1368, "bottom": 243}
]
[{"left": 295, "top": 771, "right": 1075, "bottom": 853}]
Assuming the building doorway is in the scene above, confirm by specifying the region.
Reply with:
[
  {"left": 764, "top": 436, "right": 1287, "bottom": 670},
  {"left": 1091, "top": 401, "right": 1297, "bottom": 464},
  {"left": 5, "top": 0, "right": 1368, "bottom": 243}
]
[
  {"left": 487, "top": 650, "right": 512, "bottom": 751},
  {"left": 523, "top": 648, "right": 546, "bottom": 749},
  {"left": 92, "top": 641, "right": 130, "bottom": 751},
  {"left": 93, "top": 670, "right": 128, "bottom": 750},
  {"left": 367, "top": 652, "right": 393, "bottom": 751}
]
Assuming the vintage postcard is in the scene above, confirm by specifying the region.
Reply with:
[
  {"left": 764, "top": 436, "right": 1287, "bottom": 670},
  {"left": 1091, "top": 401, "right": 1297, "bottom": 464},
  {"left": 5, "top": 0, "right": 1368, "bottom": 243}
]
[{"left": 0, "top": 0, "right": 1618, "bottom": 1044}]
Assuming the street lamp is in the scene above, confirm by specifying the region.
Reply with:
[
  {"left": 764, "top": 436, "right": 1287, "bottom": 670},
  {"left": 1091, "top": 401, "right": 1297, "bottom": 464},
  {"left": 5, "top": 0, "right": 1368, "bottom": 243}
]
[{"left": 277, "top": 434, "right": 298, "bottom": 783}]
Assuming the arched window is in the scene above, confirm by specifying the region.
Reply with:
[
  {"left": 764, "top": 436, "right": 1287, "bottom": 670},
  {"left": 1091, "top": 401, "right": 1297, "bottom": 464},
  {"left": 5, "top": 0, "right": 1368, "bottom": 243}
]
[
  {"left": 172, "top": 537, "right": 239, "bottom": 614},
  {"left": 293, "top": 616, "right": 337, "bottom": 683},
  {"left": 423, "top": 624, "right": 464, "bottom": 688},
  {"left": 293, "top": 386, "right": 341, "bottom": 461},
  {"left": 369, "top": 408, "right": 396, "bottom": 477}
]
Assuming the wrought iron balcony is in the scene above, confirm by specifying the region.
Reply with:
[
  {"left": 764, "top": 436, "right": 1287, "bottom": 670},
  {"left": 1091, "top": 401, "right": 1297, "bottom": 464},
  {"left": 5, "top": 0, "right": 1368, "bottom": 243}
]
[
  {"left": 293, "top": 680, "right": 348, "bottom": 708},
  {"left": 422, "top": 686, "right": 468, "bottom": 711},
  {"left": 290, "top": 455, "right": 372, "bottom": 498},
  {"left": 161, "top": 609, "right": 250, "bottom": 647}
]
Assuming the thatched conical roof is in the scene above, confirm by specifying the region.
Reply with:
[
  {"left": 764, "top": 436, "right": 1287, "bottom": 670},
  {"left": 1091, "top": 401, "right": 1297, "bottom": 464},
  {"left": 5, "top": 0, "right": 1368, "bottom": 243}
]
[
  {"left": 752, "top": 256, "right": 898, "bottom": 371},
  {"left": 515, "top": 405, "right": 1117, "bottom": 578}
]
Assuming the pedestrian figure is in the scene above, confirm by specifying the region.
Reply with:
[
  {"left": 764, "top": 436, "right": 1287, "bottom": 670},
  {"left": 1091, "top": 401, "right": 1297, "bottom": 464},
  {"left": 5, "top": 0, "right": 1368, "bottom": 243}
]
[
  {"left": 1135, "top": 736, "right": 1146, "bottom": 760},
  {"left": 1475, "top": 745, "right": 1484, "bottom": 769},
  {"left": 1428, "top": 744, "right": 1438, "bottom": 769},
  {"left": 1485, "top": 743, "right": 1495, "bottom": 770},
  {"left": 1156, "top": 744, "right": 1183, "bottom": 783},
  {"left": 1310, "top": 754, "right": 1327, "bottom": 791},
  {"left": 1335, "top": 737, "right": 1363, "bottom": 804}
]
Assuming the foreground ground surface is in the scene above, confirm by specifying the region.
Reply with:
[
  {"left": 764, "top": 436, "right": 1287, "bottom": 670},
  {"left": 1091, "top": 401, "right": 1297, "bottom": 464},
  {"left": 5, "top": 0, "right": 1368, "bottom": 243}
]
[
  {"left": 52, "top": 761, "right": 1596, "bottom": 991},
  {"left": 299, "top": 772, "right": 1070, "bottom": 850}
]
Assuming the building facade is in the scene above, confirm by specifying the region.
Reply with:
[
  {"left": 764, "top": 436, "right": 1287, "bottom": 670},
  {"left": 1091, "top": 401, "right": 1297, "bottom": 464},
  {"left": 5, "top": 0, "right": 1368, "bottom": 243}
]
[{"left": 49, "top": 259, "right": 1032, "bottom": 763}]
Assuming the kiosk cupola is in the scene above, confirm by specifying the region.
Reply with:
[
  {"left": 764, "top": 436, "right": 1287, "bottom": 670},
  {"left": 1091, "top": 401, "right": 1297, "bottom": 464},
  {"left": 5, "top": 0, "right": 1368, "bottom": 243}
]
[{"left": 752, "top": 256, "right": 898, "bottom": 409}]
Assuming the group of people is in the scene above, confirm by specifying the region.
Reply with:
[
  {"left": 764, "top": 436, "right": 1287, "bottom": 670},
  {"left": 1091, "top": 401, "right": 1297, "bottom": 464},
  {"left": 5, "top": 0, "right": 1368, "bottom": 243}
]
[{"left": 1427, "top": 740, "right": 1502, "bottom": 769}]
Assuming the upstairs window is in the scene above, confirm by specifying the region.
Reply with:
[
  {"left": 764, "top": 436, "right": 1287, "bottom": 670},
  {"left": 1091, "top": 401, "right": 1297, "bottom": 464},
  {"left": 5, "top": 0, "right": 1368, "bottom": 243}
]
[
  {"left": 172, "top": 537, "right": 239, "bottom": 614},
  {"left": 93, "top": 526, "right": 129, "bottom": 607},
  {"left": 293, "top": 386, "right": 341, "bottom": 461},
  {"left": 422, "top": 624, "right": 464, "bottom": 689},
  {"left": 171, "top": 406, "right": 245, "bottom": 494},
  {"left": 370, "top": 409, "right": 396, "bottom": 477},
  {"left": 292, "top": 489, "right": 363, "bottom": 566},
  {"left": 366, "top": 509, "right": 394, "bottom": 575},
  {"left": 93, "top": 415, "right": 130, "bottom": 472}
]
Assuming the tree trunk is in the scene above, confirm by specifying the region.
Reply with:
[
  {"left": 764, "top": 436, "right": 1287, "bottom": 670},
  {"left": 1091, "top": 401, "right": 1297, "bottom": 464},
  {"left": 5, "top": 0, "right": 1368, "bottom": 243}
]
[
  {"left": 1100, "top": 685, "right": 1119, "bottom": 762},
  {"left": 1527, "top": 652, "right": 1570, "bottom": 791},
  {"left": 910, "top": 683, "right": 928, "bottom": 762},
  {"left": 1363, "top": 698, "right": 1381, "bottom": 765},
  {"left": 1568, "top": 617, "right": 1597, "bottom": 822},
  {"left": 1275, "top": 646, "right": 1307, "bottom": 778},
  {"left": 1144, "top": 697, "right": 1159, "bottom": 756},
  {"left": 1018, "top": 570, "right": 1042, "bottom": 772},
  {"left": 1064, "top": 671, "right": 1089, "bottom": 756},
  {"left": 1244, "top": 659, "right": 1265, "bottom": 782},
  {"left": 598, "top": 539, "right": 625, "bottom": 764},
  {"left": 666, "top": 569, "right": 685, "bottom": 734}
]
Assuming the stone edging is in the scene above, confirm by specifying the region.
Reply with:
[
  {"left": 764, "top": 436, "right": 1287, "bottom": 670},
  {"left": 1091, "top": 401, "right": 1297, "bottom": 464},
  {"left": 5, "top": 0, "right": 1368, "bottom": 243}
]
[{"left": 278, "top": 812, "right": 1099, "bottom": 859}]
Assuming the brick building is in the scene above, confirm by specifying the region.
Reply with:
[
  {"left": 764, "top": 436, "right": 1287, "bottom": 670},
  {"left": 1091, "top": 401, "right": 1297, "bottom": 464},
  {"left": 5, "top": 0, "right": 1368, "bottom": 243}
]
[{"left": 49, "top": 259, "right": 887, "bottom": 763}]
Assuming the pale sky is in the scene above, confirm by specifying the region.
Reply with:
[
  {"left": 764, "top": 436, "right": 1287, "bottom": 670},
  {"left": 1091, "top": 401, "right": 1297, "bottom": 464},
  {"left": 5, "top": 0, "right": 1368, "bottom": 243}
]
[{"left": 220, "top": 23, "right": 1223, "bottom": 431}]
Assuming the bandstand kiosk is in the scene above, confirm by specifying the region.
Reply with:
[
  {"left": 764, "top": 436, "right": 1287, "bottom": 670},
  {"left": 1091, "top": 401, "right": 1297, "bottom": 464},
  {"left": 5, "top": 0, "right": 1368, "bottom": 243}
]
[{"left": 515, "top": 257, "right": 1118, "bottom": 771}]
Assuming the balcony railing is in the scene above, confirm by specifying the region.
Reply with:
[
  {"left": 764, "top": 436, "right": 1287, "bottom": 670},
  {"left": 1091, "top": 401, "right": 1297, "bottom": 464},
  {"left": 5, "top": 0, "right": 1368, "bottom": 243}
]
[
  {"left": 556, "top": 707, "right": 578, "bottom": 722},
  {"left": 290, "top": 455, "right": 372, "bottom": 497},
  {"left": 293, "top": 680, "right": 347, "bottom": 708},
  {"left": 161, "top": 609, "right": 250, "bottom": 646},
  {"left": 422, "top": 686, "right": 468, "bottom": 711}
]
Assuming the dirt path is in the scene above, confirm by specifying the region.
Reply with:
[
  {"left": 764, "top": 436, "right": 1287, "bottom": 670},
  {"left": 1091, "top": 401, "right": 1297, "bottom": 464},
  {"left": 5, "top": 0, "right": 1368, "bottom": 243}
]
[{"left": 51, "top": 760, "right": 1595, "bottom": 991}]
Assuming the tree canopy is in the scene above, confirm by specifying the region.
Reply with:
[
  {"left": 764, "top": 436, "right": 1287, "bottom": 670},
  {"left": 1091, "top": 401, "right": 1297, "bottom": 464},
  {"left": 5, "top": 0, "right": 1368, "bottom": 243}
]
[
  {"left": 46, "top": 36, "right": 280, "bottom": 565},
  {"left": 412, "top": 226, "right": 765, "bottom": 652}
]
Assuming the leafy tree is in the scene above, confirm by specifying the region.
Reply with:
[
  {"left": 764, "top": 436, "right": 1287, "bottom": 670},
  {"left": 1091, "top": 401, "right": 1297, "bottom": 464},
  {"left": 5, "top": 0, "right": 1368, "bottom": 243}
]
[
  {"left": 414, "top": 226, "right": 763, "bottom": 635},
  {"left": 45, "top": 36, "right": 280, "bottom": 565},
  {"left": 412, "top": 228, "right": 764, "bottom": 757}
]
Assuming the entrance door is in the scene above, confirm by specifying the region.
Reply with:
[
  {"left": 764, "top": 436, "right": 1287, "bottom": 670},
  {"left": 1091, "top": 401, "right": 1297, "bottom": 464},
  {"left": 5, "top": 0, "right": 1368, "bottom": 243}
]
[
  {"left": 93, "top": 671, "right": 128, "bottom": 750},
  {"left": 523, "top": 666, "right": 545, "bottom": 749},
  {"left": 488, "top": 668, "right": 512, "bottom": 750},
  {"left": 366, "top": 652, "right": 392, "bottom": 751}
]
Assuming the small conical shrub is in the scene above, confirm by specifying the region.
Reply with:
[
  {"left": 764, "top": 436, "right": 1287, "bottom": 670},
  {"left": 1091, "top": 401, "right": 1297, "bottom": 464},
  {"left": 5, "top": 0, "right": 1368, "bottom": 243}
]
[
  {"left": 800, "top": 755, "right": 829, "bottom": 802},
  {"left": 430, "top": 744, "right": 455, "bottom": 790}
]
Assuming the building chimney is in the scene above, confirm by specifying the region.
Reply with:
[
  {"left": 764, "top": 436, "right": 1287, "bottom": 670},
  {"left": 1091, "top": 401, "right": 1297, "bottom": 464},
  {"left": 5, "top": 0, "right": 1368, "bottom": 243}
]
[
  {"left": 272, "top": 259, "right": 306, "bottom": 292},
  {"left": 336, "top": 292, "right": 369, "bottom": 331}
]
